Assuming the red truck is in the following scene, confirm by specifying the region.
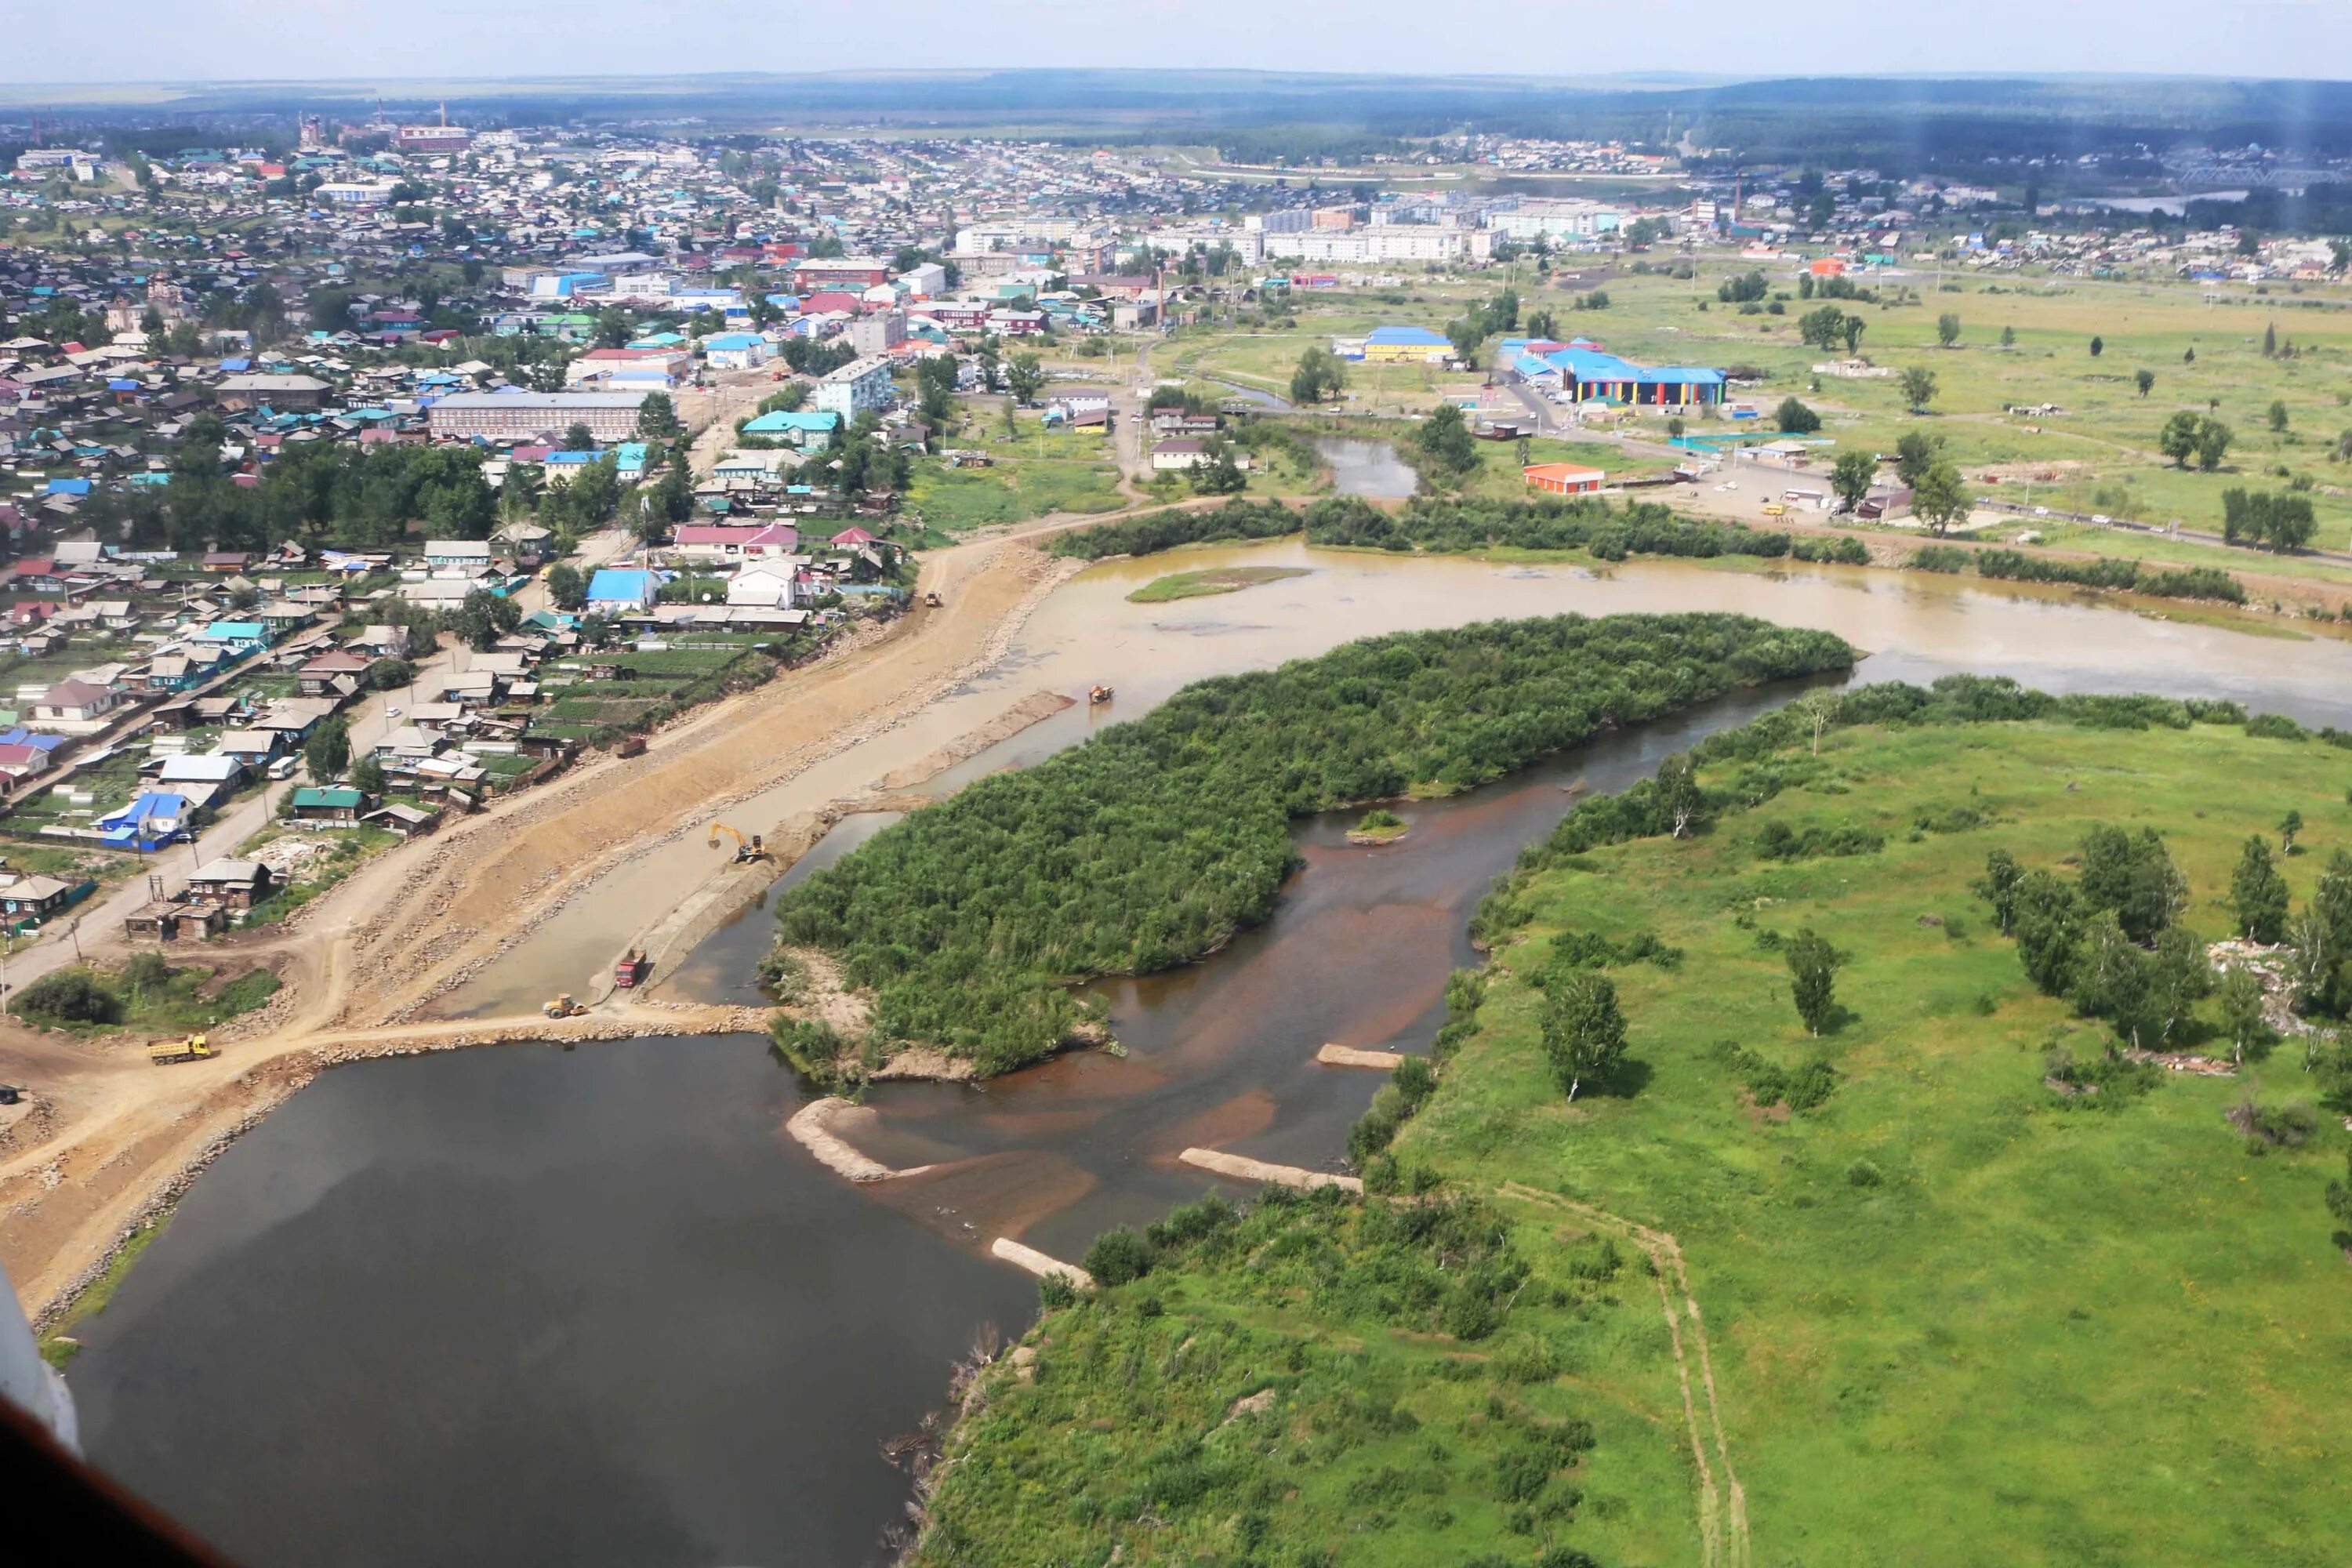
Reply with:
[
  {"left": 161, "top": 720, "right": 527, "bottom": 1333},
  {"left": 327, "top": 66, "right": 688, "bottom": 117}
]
[{"left": 613, "top": 948, "right": 651, "bottom": 988}]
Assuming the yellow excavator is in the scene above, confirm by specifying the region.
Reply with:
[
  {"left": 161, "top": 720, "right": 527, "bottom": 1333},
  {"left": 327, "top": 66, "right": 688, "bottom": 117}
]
[
  {"left": 708, "top": 822, "right": 768, "bottom": 863},
  {"left": 543, "top": 994, "right": 586, "bottom": 1018}
]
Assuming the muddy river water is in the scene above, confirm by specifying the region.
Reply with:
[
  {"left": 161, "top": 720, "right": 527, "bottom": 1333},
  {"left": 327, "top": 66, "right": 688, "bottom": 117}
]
[{"left": 62, "top": 546, "right": 2352, "bottom": 1567}]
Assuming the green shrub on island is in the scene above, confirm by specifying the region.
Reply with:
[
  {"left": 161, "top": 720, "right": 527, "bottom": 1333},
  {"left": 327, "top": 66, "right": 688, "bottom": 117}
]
[{"left": 775, "top": 613, "right": 1854, "bottom": 1074}]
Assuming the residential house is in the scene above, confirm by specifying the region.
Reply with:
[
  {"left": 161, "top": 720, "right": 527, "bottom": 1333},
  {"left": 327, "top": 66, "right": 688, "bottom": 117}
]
[
  {"left": 32, "top": 677, "right": 118, "bottom": 726},
  {"left": 289, "top": 786, "right": 366, "bottom": 827},
  {"left": 423, "top": 539, "right": 495, "bottom": 575},
  {"left": 0, "top": 873, "right": 89, "bottom": 928},
  {"left": 96, "top": 791, "right": 196, "bottom": 851},
  {"left": 586, "top": 568, "right": 660, "bottom": 615},
  {"left": 299, "top": 648, "right": 374, "bottom": 695},
  {"left": 700, "top": 332, "right": 770, "bottom": 370},
  {"left": 186, "top": 859, "right": 274, "bottom": 911}
]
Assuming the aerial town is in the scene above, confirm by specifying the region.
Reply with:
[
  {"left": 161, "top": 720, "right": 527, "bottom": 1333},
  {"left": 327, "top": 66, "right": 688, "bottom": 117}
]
[{"left": 5, "top": 63, "right": 2352, "bottom": 1568}]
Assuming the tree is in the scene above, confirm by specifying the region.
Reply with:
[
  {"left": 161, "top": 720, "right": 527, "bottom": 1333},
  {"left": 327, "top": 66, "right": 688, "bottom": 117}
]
[
  {"left": 1830, "top": 450, "right": 1876, "bottom": 513},
  {"left": 1841, "top": 313, "right": 1867, "bottom": 355},
  {"left": 1006, "top": 353, "right": 1044, "bottom": 405},
  {"left": 2268, "top": 398, "right": 2290, "bottom": 434},
  {"left": 1290, "top": 344, "right": 1346, "bottom": 405},
  {"left": 1785, "top": 928, "right": 1840, "bottom": 1035},
  {"left": 2159, "top": 409, "right": 2203, "bottom": 466},
  {"left": 2263, "top": 321, "right": 2279, "bottom": 358},
  {"left": 1898, "top": 366, "right": 1938, "bottom": 412},
  {"left": 1191, "top": 441, "right": 1247, "bottom": 495},
  {"left": 2195, "top": 418, "right": 2233, "bottom": 472},
  {"left": 2217, "top": 966, "right": 2271, "bottom": 1065},
  {"left": 1976, "top": 848, "right": 2026, "bottom": 934},
  {"left": 2184, "top": 347, "right": 2196, "bottom": 364},
  {"left": 350, "top": 755, "right": 387, "bottom": 797},
  {"left": 1414, "top": 402, "right": 1479, "bottom": 476},
  {"left": 1936, "top": 312, "right": 1962, "bottom": 348},
  {"left": 451, "top": 587, "right": 522, "bottom": 652},
  {"left": 562, "top": 421, "right": 595, "bottom": 453},
  {"left": 636, "top": 393, "right": 682, "bottom": 440},
  {"left": 544, "top": 561, "right": 586, "bottom": 611},
  {"left": 1446, "top": 315, "right": 1490, "bottom": 366},
  {"left": 2281, "top": 810, "right": 2305, "bottom": 855},
  {"left": 1540, "top": 967, "right": 1626, "bottom": 1102},
  {"left": 1893, "top": 430, "right": 1942, "bottom": 488},
  {"left": 2089, "top": 335, "right": 2104, "bottom": 358},
  {"left": 303, "top": 717, "right": 350, "bottom": 781},
  {"left": 1911, "top": 461, "right": 1970, "bottom": 535},
  {"left": 2328, "top": 1143, "right": 2352, "bottom": 1245},
  {"left": 1083, "top": 1227, "right": 1152, "bottom": 1287},
  {"left": 2078, "top": 823, "right": 2187, "bottom": 944},
  {"left": 2233, "top": 836, "right": 2290, "bottom": 942},
  {"left": 2000, "top": 325, "right": 2016, "bottom": 348},
  {"left": 1797, "top": 305, "right": 1846, "bottom": 351},
  {"left": 1773, "top": 397, "right": 1820, "bottom": 435},
  {"left": 2135, "top": 369, "right": 2155, "bottom": 397}
]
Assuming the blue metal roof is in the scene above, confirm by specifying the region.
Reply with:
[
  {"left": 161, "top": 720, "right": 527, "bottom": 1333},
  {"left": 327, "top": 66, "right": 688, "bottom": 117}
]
[
  {"left": 1365, "top": 325, "right": 1450, "bottom": 347},
  {"left": 1541, "top": 346, "right": 1724, "bottom": 387}
]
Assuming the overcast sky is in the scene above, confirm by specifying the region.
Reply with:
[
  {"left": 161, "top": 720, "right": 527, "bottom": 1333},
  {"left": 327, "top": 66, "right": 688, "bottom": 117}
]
[{"left": 5, "top": 0, "right": 2350, "bottom": 85}]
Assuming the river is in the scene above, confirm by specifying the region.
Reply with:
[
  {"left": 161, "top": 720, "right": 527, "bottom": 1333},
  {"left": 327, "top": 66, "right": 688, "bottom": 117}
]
[{"left": 62, "top": 546, "right": 2352, "bottom": 1567}]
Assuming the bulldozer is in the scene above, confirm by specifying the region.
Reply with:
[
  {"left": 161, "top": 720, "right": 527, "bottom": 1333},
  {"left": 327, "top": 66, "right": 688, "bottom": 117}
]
[
  {"left": 708, "top": 822, "right": 768, "bottom": 864},
  {"left": 148, "top": 1034, "right": 212, "bottom": 1066},
  {"left": 543, "top": 994, "right": 586, "bottom": 1018}
]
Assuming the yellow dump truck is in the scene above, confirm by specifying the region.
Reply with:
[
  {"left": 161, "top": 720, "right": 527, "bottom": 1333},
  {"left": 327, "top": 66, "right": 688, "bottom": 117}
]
[{"left": 148, "top": 1035, "right": 212, "bottom": 1065}]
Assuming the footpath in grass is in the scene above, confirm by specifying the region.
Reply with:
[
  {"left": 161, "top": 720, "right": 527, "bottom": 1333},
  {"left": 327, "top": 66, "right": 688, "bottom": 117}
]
[{"left": 1410, "top": 712, "right": 2352, "bottom": 1568}]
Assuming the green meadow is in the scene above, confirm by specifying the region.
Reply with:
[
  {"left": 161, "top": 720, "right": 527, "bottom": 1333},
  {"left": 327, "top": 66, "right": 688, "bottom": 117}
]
[{"left": 923, "top": 709, "right": 2352, "bottom": 1567}]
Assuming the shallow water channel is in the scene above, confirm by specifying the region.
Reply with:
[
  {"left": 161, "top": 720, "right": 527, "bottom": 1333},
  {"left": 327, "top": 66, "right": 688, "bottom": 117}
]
[
  {"left": 1313, "top": 435, "right": 1420, "bottom": 499},
  {"left": 64, "top": 550, "right": 2352, "bottom": 1566}
]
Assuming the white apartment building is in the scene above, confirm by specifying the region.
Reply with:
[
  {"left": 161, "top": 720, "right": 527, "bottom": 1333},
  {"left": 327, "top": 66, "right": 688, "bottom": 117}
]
[
  {"left": 813, "top": 357, "right": 897, "bottom": 419},
  {"left": 1488, "top": 199, "right": 1627, "bottom": 241},
  {"left": 317, "top": 182, "right": 397, "bottom": 207},
  {"left": 1261, "top": 227, "right": 1472, "bottom": 265}
]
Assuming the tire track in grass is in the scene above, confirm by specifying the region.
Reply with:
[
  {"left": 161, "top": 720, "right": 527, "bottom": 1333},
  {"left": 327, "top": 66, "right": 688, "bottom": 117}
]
[{"left": 1501, "top": 1182, "right": 1748, "bottom": 1568}]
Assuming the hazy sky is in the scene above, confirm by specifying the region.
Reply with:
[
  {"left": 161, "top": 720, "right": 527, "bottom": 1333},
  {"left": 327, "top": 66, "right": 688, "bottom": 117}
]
[{"left": 5, "top": 0, "right": 2351, "bottom": 84}]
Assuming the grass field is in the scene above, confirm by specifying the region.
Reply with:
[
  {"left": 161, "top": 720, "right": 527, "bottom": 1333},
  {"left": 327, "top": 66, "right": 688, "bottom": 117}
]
[
  {"left": 907, "top": 414, "right": 1127, "bottom": 531},
  {"left": 1408, "top": 715, "right": 2352, "bottom": 1567},
  {"left": 1174, "top": 260, "right": 2352, "bottom": 586},
  {"left": 927, "top": 710, "right": 2352, "bottom": 1567}
]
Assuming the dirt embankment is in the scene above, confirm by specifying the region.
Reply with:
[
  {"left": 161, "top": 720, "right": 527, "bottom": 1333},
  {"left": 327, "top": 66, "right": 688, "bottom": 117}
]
[
  {"left": 0, "top": 514, "right": 1132, "bottom": 1323},
  {"left": 336, "top": 539, "right": 1080, "bottom": 1028}
]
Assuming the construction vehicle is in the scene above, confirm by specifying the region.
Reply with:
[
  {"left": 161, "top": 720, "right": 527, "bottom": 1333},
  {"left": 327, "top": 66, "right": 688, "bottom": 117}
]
[
  {"left": 147, "top": 1034, "right": 212, "bottom": 1066},
  {"left": 615, "top": 736, "right": 648, "bottom": 759},
  {"left": 923, "top": 590, "right": 943, "bottom": 608},
  {"left": 0, "top": 1084, "right": 20, "bottom": 1105},
  {"left": 707, "top": 822, "right": 768, "bottom": 863},
  {"left": 1088, "top": 684, "right": 1115, "bottom": 706},
  {"left": 543, "top": 994, "right": 586, "bottom": 1018},
  {"left": 613, "top": 948, "right": 651, "bottom": 989}
]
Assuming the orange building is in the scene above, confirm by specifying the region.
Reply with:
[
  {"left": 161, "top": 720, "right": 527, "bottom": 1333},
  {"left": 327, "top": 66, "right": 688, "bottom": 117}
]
[{"left": 1523, "top": 463, "right": 1606, "bottom": 495}]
